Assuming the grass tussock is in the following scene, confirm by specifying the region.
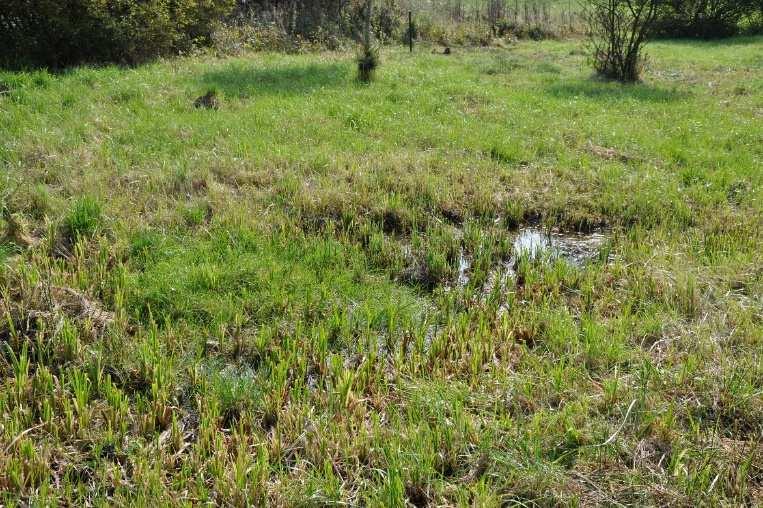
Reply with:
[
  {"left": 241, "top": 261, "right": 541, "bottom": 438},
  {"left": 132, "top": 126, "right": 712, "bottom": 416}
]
[{"left": 357, "top": 45, "right": 380, "bottom": 83}]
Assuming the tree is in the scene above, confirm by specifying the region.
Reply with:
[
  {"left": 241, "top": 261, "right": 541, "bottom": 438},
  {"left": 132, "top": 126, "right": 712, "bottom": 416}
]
[{"left": 585, "top": 0, "right": 661, "bottom": 82}]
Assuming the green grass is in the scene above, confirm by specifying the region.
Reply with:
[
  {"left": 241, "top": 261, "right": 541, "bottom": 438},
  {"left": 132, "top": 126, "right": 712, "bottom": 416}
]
[{"left": 1, "top": 37, "right": 762, "bottom": 505}]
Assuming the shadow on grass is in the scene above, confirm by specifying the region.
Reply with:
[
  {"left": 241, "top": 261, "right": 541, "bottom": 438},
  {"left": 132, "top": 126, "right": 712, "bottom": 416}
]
[
  {"left": 197, "top": 61, "right": 349, "bottom": 98},
  {"left": 545, "top": 78, "right": 688, "bottom": 103},
  {"left": 653, "top": 35, "right": 763, "bottom": 48}
]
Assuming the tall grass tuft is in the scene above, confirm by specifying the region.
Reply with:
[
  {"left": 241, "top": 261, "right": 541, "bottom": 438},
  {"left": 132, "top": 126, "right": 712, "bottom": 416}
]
[{"left": 62, "top": 196, "right": 102, "bottom": 242}]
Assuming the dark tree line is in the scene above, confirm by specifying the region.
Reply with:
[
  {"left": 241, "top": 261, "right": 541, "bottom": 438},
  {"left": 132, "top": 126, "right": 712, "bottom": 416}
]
[
  {"left": 652, "top": 0, "right": 762, "bottom": 38},
  {"left": 0, "top": 0, "right": 235, "bottom": 68}
]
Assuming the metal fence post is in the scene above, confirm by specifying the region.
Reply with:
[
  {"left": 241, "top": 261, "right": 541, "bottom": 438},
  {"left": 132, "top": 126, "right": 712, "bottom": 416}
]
[{"left": 409, "top": 11, "right": 414, "bottom": 52}]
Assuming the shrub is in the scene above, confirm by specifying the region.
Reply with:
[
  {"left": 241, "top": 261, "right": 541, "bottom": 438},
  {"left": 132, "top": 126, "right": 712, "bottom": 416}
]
[
  {"left": 741, "top": 9, "right": 763, "bottom": 33},
  {"left": 584, "top": 0, "right": 660, "bottom": 82},
  {"left": 0, "top": 0, "right": 236, "bottom": 68},
  {"left": 526, "top": 23, "right": 558, "bottom": 40}
]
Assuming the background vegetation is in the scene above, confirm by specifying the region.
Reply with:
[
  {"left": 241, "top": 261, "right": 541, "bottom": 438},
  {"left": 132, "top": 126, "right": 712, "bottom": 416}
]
[{"left": 2, "top": 0, "right": 762, "bottom": 68}]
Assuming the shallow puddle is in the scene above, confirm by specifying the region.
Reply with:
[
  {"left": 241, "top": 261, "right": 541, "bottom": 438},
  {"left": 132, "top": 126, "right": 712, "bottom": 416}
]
[
  {"left": 457, "top": 249, "right": 471, "bottom": 287},
  {"left": 456, "top": 227, "right": 609, "bottom": 289},
  {"left": 513, "top": 228, "right": 607, "bottom": 266},
  {"left": 513, "top": 229, "right": 550, "bottom": 260}
]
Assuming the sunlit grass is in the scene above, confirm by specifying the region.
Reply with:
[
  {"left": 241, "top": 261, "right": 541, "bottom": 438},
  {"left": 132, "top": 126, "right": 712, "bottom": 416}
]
[{"left": 0, "top": 37, "right": 761, "bottom": 504}]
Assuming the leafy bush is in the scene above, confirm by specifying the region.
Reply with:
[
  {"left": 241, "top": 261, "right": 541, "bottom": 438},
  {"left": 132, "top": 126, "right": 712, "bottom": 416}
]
[
  {"left": 0, "top": 0, "right": 235, "bottom": 68},
  {"left": 651, "top": 0, "right": 761, "bottom": 38},
  {"left": 585, "top": 0, "right": 660, "bottom": 82},
  {"left": 741, "top": 9, "right": 763, "bottom": 33}
]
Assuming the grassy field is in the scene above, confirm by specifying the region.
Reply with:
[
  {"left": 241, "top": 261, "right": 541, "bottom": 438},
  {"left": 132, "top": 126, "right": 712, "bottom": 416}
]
[{"left": 1, "top": 36, "right": 762, "bottom": 505}]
